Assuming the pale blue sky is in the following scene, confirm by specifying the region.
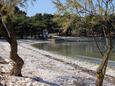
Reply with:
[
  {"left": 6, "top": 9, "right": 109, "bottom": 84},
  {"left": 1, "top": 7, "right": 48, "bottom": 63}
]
[
  {"left": 19, "top": 0, "right": 56, "bottom": 16},
  {"left": 19, "top": 0, "right": 115, "bottom": 17}
]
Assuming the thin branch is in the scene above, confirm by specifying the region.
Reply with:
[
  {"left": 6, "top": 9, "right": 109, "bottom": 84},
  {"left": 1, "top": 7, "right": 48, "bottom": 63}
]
[
  {"left": 0, "top": 13, "right": 11, "bottom": 38},
  {"left": 92, "top": 28, "right": 103, "bottom": 56}
]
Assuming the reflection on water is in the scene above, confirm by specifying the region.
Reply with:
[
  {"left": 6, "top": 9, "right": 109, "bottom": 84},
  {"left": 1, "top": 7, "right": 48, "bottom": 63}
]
[{"left": 33, "top": 39, "right": 115, "bottom": 61}]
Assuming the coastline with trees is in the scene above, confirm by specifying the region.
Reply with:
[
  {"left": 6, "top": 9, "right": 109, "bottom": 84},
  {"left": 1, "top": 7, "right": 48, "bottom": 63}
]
[{"left": 0, "top": 0, "right": 115, "bottom": 86}]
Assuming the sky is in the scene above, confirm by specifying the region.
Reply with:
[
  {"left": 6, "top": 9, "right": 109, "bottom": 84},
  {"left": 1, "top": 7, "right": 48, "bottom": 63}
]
[{"left": 19, "top": 0, "right": 56, "bottom": 16}]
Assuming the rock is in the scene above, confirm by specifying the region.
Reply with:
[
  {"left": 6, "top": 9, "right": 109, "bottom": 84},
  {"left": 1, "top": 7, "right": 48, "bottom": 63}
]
[{"left": 0, "top": 57, "right": 7, "bottom": 64}]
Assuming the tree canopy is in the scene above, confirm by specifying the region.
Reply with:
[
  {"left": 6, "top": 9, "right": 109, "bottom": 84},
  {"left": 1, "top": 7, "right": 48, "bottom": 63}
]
[{"left": 53, "top": 0, "right": 115, "bottom": 86}]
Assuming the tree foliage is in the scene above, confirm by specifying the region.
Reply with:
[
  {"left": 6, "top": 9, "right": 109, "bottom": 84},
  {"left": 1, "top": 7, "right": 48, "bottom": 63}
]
[
  {"left": 11, "top": 8, "right": 59, "bottom": 39},
  {"left": 0, "top": 0, "right": 36, "bottom": 76},
  {"left": 53, "top": 0, "right": 115, "bottom": 86}
]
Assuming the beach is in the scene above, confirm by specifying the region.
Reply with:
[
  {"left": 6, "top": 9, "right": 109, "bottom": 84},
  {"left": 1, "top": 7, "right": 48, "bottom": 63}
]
[{"left": 0, "top": 40, "right": 115, "bottom": 86}]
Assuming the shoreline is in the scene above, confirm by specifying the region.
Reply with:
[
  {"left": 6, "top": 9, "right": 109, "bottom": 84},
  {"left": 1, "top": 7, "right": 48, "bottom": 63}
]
[
  {"left": 30, "top": 40, "right": 115, "bottom": 71},
  {"left": 0, "top": 40, "right": 115, "bottom": 86}
]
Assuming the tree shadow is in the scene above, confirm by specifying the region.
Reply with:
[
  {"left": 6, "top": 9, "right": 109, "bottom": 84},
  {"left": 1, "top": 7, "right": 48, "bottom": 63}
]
[{"left": 31, "top": 77, "right": 60, "bottom": 86}]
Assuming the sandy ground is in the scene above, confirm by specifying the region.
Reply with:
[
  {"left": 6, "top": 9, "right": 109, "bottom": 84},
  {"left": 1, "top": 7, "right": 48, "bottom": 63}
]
[{"left": 0, "top": 40, "right": 115, "bottom": 86}]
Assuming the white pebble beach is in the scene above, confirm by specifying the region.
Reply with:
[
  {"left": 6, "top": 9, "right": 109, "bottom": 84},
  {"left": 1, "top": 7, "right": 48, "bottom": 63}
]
[{"left": 0, "top": 40, "right": 115, "bottom": 86}]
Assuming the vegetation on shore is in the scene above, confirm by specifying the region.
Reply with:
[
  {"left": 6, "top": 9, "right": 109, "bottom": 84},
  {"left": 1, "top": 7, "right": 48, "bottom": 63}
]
[
  {"left": 0, "top": 0, "right": 115, "bottom": 86},
  {"left": 53, "top": 0, "right": 114, "bottom": 86}
]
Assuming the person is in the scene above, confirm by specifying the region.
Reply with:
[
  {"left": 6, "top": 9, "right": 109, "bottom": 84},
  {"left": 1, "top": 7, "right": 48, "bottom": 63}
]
[{"left": 43, "top": 29, "right": 48, "bottom": 40}]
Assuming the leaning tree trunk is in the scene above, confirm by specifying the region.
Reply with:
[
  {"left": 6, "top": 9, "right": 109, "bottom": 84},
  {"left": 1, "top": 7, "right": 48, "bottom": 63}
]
[
  {"left": 96, "top": 46, "right": 112, "bottom": 86},
  {"left": 9, "top": 35, "right": 24, "bottom": 76},
  {"left": 0, "top": 14, "right": 24, "bottom": 76},
  {"left": 7, "top": 17, "right": 24, "bottom": 76},
  {"left": 96, "top": 24, "right": 112, "bottom": 86}
]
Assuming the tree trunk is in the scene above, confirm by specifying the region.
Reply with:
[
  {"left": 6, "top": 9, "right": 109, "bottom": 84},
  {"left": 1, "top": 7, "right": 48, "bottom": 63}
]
[
  {"left": 96, "top": 46, "right": 112, "bottom": 86},
  {"left": 96, "top": 24, "right": 112, "bottom": 86},
  {"left": 9, "top": 38, "right": 24, "bottom": 76},
  {"left": 8, "top": 22, "right": 24, "bottom": 76},
  {"left": 0, "top": 14, "right": 24, "bottom": 76}
]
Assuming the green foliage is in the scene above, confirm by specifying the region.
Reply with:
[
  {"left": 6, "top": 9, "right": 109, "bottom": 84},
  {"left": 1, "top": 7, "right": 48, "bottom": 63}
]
[
  {"left": 7, "top": 7, "right": 59, "bottom": 39},
  {"left": 53, "top": 1, "right": 115, "bottom": 86},
  {"left": 53, "top": 12, "right": 81, "bottom": 33},
  {"left": 53, "top": 0, "right": 115, "bottom": 36}
]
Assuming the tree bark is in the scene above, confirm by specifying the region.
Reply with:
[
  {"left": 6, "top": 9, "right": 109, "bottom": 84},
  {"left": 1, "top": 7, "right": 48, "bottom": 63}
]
[
  {"left": 9, "top": 36, "right": 24, "bottom": 76},
  {"left": 96, "top": 23, "right": 112, "bottom": 86},
  {"left": 0, "top": 14, "right": 24, "bottom": 76},
  {"left": 8, "top": 17, "right": 24, "bottom": 76},
  {"left": 96, "top": 46, "right": 112, "bottom": 86}
]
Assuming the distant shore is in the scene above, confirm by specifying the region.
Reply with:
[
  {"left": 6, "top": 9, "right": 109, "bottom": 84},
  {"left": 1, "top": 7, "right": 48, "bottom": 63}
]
[
  {"left": 53, "top": 36, "right": 105, "bottom": 42},
  {"left": 0, "top": 40, "right": 115, "bottom": 86}
]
